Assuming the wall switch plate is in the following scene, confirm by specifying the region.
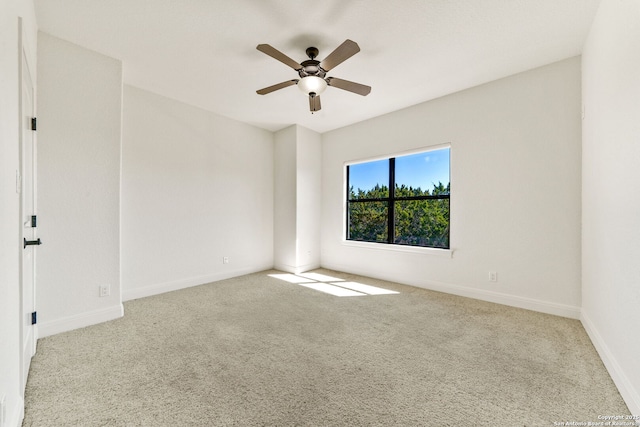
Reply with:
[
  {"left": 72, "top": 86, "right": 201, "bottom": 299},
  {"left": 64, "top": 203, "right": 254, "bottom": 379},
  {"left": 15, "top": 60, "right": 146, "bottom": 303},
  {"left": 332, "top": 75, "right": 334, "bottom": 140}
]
[
  {"left": 223, "top": 257, "right": 229, "bottom": 264},
  {"left": 99, "top": 284, "right": 110, "bottom": 297}
]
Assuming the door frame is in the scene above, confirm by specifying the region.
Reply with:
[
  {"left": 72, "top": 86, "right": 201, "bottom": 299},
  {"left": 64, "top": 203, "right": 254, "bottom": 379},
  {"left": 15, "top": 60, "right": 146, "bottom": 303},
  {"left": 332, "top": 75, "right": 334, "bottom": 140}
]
[{"left": 18, "top": 16, "right": 38, "bottom": 395}]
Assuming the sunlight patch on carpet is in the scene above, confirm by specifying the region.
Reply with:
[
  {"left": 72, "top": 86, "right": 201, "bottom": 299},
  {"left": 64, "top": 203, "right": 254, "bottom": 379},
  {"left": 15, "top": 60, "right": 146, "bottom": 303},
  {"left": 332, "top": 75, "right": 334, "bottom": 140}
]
[
  {"left": 298, "top": 272, "right": 345, "bottom": 282},
  {"left": 298, "top": 281, "right": 366, "bottom": 296},
  {"left": 332, "top": 281, "right": 399, "bottom": 295},
  {"left": 268, "top": 273, "right": 315, "bottom": 284},
  {"left": 269, "top": 273, "right": 399, "bottom": 297}
]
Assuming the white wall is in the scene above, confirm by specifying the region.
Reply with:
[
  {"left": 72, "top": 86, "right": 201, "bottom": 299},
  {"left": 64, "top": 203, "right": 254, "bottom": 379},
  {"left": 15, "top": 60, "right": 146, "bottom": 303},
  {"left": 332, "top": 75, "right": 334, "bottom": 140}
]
[
  {"left": 273, "top": 125, "right": 321, "bottom": 273},
  {"left": 322, "top": 57, "right": 582, "bottom": 318},
  {"left": 0, "top": 1, "right": 37, "bottom": 426},
  {"left": 36, "top": 32, "right": 123, "bottom": 337},
  {"left": 581, "top": 0, "right": 640, "bottom": 414},
  {"left": 295, "top": 126, "right": 321, "bottom": 272},
  {"left": 274, "top": 126, "right": 298, "bottom": 271},
  {"left": 121, "top": 85, "right": 274, "bottom": 300}
]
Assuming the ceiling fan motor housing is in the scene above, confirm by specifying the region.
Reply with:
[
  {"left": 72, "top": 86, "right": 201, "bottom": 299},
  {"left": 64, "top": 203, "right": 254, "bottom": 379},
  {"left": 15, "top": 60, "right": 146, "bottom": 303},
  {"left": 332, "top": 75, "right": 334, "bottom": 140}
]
[
  {"left": 297, "top": 47, "right": 326, "bottom": 79},
  {"left": 299, "top": 61, "right": 326, "bottom": 78}
]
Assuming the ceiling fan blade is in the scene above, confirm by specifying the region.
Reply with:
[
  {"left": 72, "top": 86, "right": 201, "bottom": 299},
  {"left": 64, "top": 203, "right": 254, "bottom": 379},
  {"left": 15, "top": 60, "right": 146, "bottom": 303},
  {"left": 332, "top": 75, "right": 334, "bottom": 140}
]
[
  {"left": 326, "top": 77, "right": 371, "bottom": 96},
  {"left": 256, "top": 44, "right": 302, "bottom": 70},
  {"left": 309, "top": 94, "right": 321, "bottom": 112},
  {"left": 319, "top": 39, "right": 360, "bottom": 71},
  {"left": 256, "top": 79, "right": 299, "bottom": 95}
]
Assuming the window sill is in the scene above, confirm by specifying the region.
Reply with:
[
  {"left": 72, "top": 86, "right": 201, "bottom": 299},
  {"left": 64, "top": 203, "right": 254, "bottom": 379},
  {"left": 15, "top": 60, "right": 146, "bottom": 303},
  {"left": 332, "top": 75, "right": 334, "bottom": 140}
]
[{"left": 341, "top": 240, "right": 454, "bottom": 258}]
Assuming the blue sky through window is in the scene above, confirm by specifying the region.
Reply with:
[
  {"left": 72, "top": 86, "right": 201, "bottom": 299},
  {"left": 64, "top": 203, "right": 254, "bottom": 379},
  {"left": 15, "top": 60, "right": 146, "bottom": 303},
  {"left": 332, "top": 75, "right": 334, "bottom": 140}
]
[
  {"left": 348, "top": 158, "right": 388, "bottom": 192},
  {"left": 396, "top": 149, "right": 449, "bottom": 191},
  {"left": 349, "top": 148, "right": 449, "bottom": 193}
]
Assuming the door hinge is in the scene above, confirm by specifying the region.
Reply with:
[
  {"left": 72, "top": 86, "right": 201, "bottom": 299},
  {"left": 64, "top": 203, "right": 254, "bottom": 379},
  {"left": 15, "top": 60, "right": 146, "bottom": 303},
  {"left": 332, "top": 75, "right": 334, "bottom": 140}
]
[
  {"left": 31, "top": 311, "right": 37, "bottom": 325},
  {"left": 31, "top": 117, "right": 37, "bottom": 131}
]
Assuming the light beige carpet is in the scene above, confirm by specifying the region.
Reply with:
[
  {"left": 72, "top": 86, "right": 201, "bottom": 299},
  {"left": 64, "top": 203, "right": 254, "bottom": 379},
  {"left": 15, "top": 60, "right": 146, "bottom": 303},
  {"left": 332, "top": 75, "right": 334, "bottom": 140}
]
[{"left": 23, "top": 269, "right": 629, "bottom": 426}]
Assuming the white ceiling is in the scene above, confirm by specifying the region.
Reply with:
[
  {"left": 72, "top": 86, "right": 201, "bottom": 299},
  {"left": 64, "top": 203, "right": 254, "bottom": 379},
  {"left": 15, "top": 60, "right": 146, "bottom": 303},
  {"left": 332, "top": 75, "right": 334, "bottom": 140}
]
[{"left": 35, "top": 0, "right": 601, "bottom": 133}]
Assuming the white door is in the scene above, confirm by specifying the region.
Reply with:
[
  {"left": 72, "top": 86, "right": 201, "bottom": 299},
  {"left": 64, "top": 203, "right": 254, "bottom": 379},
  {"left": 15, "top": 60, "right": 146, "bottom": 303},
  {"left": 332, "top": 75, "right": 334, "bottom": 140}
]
[{"left": 19, "top": 25, "right": 38, "bottom": 394}]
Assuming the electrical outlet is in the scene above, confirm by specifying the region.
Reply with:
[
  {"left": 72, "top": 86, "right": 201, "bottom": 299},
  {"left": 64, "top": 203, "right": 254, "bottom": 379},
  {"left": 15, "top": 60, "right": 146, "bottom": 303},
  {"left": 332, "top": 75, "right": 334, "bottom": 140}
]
[
  {"left": 99, "top": 284, "right": 110, "bottom": 297},
  {"left": 223, "top": 256, "right": 229, "bottom": 264},
  {"left": 489, "top": 271, "right": 498, "bottom": 282}
]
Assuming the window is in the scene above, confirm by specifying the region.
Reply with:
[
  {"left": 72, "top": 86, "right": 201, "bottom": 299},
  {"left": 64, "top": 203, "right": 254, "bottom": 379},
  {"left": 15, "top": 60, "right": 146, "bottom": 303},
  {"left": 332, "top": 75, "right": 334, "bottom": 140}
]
[{"left": 346, "top": 147, "right": 450, "bottom": 249}]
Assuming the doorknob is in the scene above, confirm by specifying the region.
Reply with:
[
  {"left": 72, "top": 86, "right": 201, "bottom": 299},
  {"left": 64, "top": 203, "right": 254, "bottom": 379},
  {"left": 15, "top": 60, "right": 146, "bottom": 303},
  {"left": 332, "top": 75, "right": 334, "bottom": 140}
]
[{"left": 24, "top": 238, "right": 42, "bottom": 249}]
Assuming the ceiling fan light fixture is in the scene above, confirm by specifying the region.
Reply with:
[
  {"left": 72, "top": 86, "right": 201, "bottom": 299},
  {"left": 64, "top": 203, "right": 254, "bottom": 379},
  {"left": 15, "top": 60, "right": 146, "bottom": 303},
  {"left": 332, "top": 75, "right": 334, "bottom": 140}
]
[{"left": 297, "top": 76, "right": 327, "bottom": 95}]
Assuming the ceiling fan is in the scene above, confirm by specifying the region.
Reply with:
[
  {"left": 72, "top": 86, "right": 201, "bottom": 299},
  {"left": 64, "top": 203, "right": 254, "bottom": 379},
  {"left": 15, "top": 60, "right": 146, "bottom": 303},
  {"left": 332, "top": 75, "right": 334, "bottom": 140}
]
[{"left": 256, "top": 39, "right": 371, "bottom": 113}]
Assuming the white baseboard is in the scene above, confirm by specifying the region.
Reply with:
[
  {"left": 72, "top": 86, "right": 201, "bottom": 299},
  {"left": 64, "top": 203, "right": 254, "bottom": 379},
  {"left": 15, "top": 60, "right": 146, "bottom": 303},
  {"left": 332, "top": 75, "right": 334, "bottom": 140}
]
[
  {"left": 423, "top": 279, "right": 581, "bottom": 319},
  {"left": 295, "top": 262, "right": 321, "bottom": 274},
  {"left": 37, "top": 304, "right": 124, "bottom": 338},
  {"left": 321, "top": 262, "right": 581, "bottom": 319},
  {"left": 122, "top": 265, "right": 272, "bottom": 302},
  {"left": 581, "top": 311, "right": 640, "bottom": 416},
  {"left": 7, "top": 395, "right": 24, "bottom": 427},
  {"left": 273, "top": 262, "right": 296, "bottom": 274},
  {"left": 274, "top": 262, "right": 320, "bottom": 275}
]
